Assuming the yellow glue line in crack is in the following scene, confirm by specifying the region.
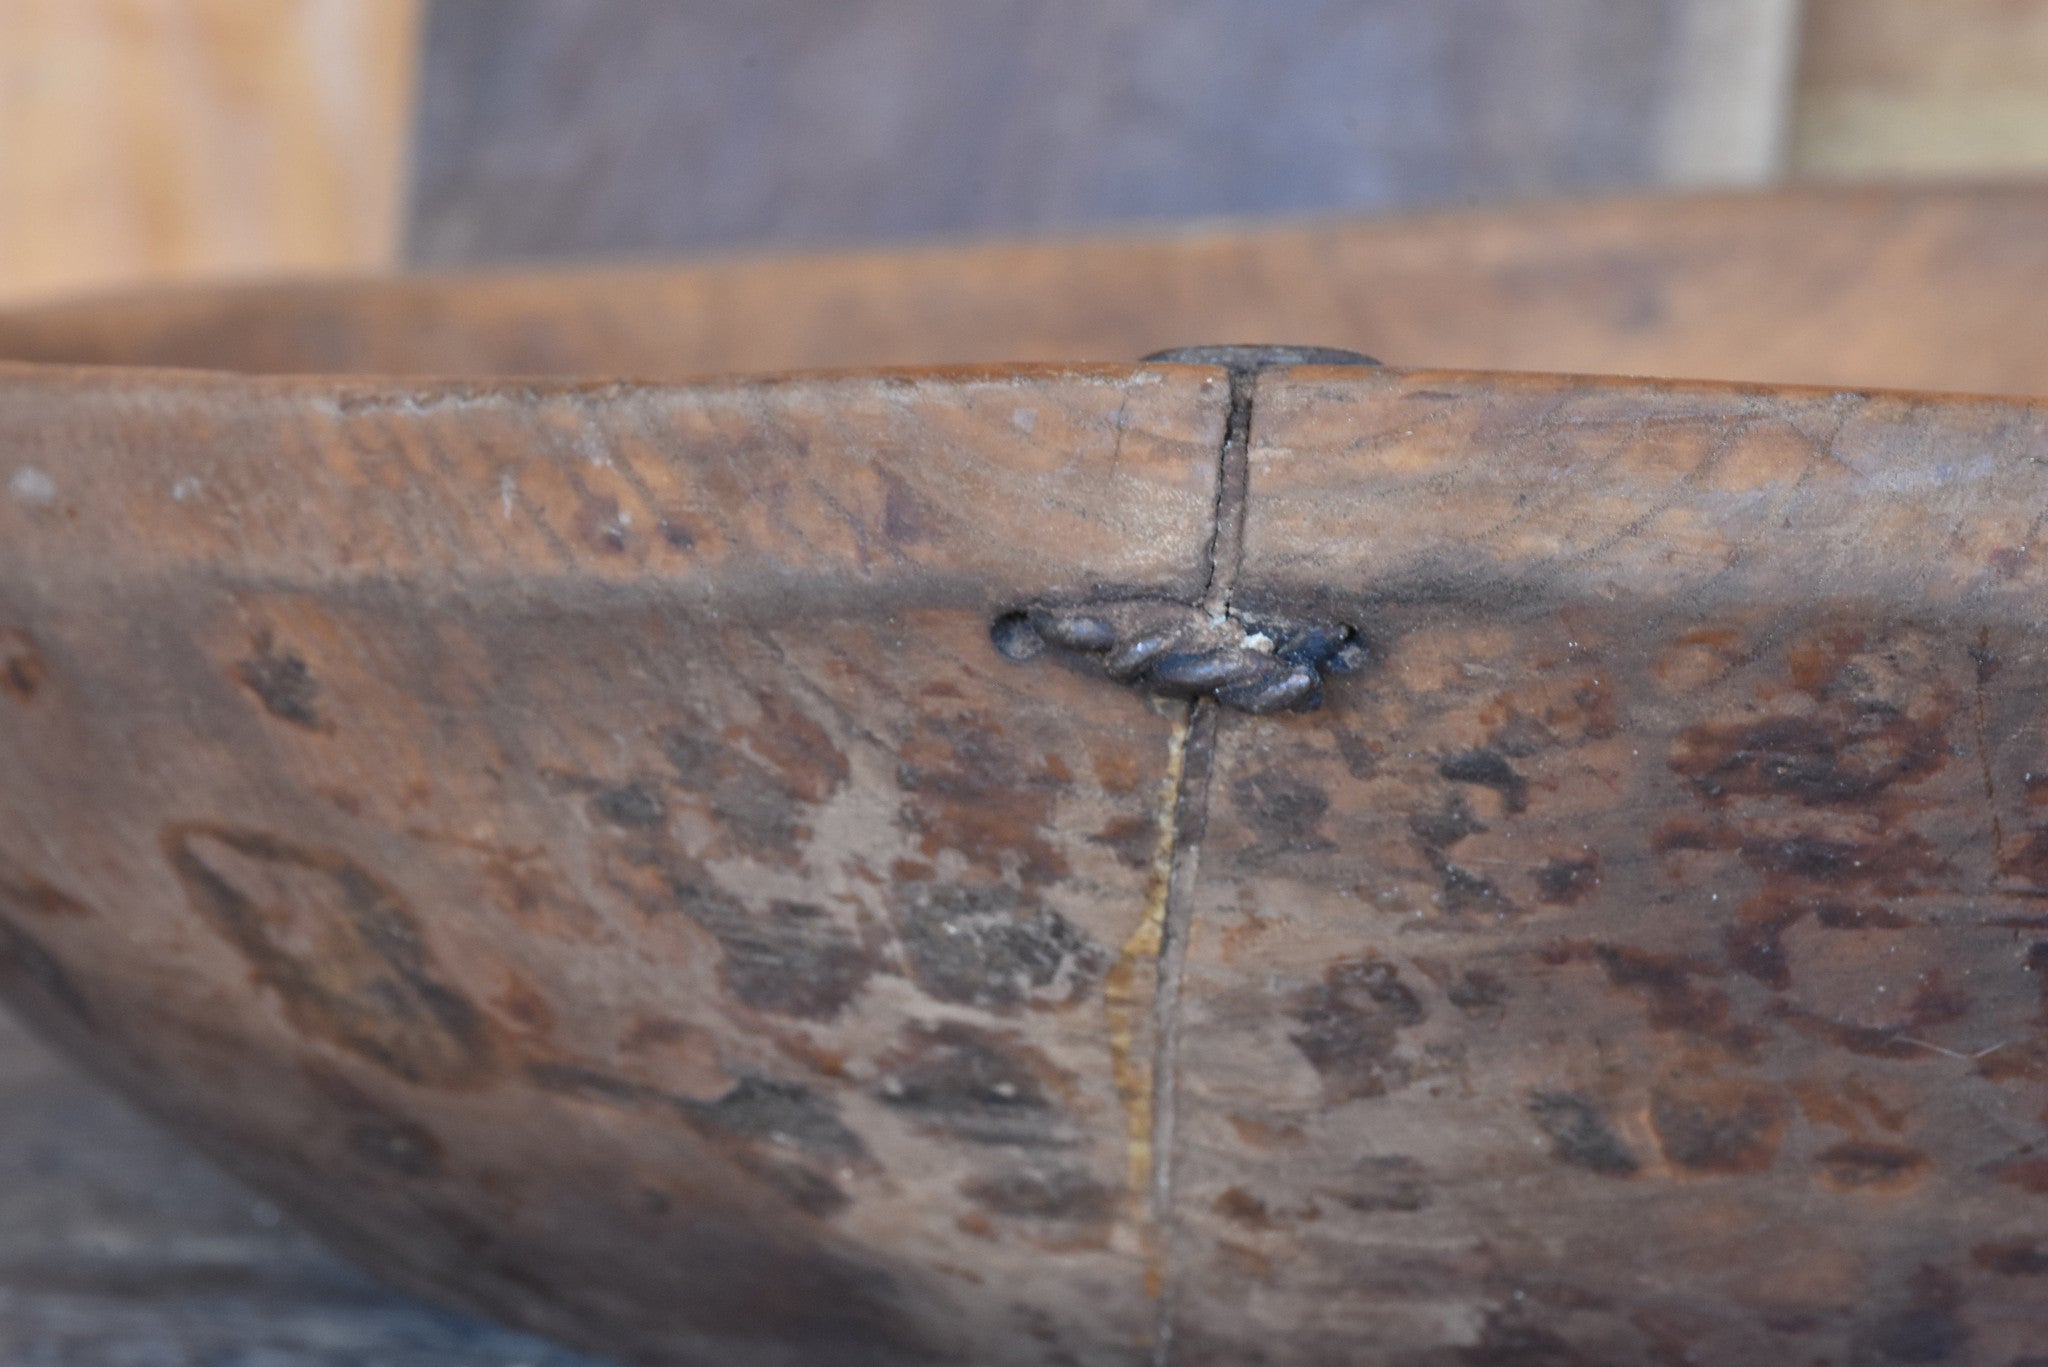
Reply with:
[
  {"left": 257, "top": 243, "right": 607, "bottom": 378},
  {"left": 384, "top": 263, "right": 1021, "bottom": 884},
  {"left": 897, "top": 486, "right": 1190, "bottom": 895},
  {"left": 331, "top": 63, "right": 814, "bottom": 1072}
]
[{"left": 1103, "top": 705, "right": 1190, "bottom": 1284}]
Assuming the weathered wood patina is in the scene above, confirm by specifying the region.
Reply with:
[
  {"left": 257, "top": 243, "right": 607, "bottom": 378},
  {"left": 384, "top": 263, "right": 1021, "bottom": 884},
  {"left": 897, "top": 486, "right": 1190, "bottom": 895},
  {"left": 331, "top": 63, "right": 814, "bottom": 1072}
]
[{"left": 3, "top": 188, "right": 2048, "bottom": 1364}]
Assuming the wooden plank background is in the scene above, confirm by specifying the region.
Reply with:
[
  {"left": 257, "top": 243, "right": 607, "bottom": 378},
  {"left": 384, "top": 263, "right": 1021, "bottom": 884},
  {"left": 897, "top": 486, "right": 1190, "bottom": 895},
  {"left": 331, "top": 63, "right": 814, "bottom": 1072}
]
[
  {"left": 1790, "top": 0, "right": 2048, "bottom": 177},
  {"left": 8, "top": 0, "right": 2048, "bottom": 304},
  {"left": 6, "top": 1, "right": 2048, "bottom": 1361},
  {"left": 0, "top": 0, "right": 418, "bottom": 305}
]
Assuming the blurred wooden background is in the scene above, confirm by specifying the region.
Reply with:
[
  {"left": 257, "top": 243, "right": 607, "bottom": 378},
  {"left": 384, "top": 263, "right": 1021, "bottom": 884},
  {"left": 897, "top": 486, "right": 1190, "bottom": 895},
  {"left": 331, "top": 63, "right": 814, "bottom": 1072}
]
[
  {"left": 8, "top": 2, "right": 2048, "bottom": 1362},
  {"left": 0, "top": 0, "right": 418, "bottom": 304},
  {"left": 5, "top": 0, "right": 2048, "bottom": 305}
]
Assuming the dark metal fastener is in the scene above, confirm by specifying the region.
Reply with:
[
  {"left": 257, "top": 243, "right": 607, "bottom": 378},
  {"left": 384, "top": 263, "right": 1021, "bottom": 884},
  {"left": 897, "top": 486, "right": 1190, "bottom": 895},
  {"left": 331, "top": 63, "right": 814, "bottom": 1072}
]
[
  {"left": 991, "top": 597, "right": 1367, "bottom": 716},
  {"left": 994, "top": 345, "right": 1380, "bottom": 715}
]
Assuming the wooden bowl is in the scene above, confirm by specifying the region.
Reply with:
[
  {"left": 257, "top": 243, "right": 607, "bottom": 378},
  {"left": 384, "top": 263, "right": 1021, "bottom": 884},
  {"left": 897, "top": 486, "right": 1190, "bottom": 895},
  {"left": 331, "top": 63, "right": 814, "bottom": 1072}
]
[{"left": 4, "top": 185, "right": 2048, "bottom": 1365}]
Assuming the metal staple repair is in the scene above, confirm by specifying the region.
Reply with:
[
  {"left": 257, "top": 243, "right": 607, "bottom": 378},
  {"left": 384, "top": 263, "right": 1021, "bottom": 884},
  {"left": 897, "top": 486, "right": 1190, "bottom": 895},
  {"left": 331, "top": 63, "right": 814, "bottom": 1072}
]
[
  {"left": 991, "top": 343, "right": 1380, "bottom": 720},
  {"left": 990, "top": 596, "right": 1367, "bottom": 714}
]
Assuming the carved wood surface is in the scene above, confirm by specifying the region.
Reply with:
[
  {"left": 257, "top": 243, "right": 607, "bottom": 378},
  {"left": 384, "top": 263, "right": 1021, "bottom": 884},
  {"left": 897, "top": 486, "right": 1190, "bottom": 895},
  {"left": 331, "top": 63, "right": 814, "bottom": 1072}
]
[
  {"left": 6, "top": 189, "right": 2048, "bottom": 1362},
  {"left": 0, "top": 361, "right": 1224, "bottom": 1363},
  {"left": 1168, "top": 368, "right": 2048, "bottom": 1362}
]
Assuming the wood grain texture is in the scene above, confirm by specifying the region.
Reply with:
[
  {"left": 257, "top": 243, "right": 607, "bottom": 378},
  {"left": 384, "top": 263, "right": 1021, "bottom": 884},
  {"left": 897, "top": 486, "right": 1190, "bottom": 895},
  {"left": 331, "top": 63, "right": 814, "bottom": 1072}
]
[
  {"left": 406, "top": 0, "right": 1796, "bottom": 266},
  {"left": 9, "top": 184, "right": 2048, "bottom": 396},
  {"left": 6, "top": 337, "right": 2048, "bottom": 1359},
  {"left": 1792, "top": 0, "right": 2048, "bottom": 176},
  {"left": 0, "top": 361, "right": 1225, "bottom": 1364},
  {"left": 0, "top": 0, "right": 419, "bottom": 306},
  {"left": 1158, "top": 365, "right": 2048, "bottom": 1362}
]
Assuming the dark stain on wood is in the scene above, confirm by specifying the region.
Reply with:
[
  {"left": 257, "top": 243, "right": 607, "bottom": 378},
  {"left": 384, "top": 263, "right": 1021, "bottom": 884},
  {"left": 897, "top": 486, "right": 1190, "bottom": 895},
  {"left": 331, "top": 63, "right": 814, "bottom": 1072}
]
[
  {"left": 662, "top": 869, "right": 872, "bottom": 1021},
  {"left": 895, "top": 712, "right": 1071, "bottom": 889},
  {"left": 1648, "top": 1079, "right": 1788, "bottom": 1175},
  {"left": 662, "top": 693, "right": 848, "bottom": 867},
  {"left": 1444, "top": 967, "right": 1510, "bottom": 1016},
  {"left": 1231, "top": 766, "right": 1336, "bottom": 856},
  {"left": 1439, "top": 862, "right": 1515, "bottom": 917},
  {"left": 1535, "top": 854, "right": 1601, "bottom": 906},
  {"left": 892, "top": 883, "right": 1106, "bottom": 1014},
  {"left": 1408, "top": 790, "right": 1518, "bottom": 916},
  {"left": 589, "top": 782, "right": 667, "bottom": 830},
  {"left": 1814, "top": 1139, "right": 1930, "bottom": 1193},
  {"left": 232, "top": 629, "right": 324, "bottom": 729},
  {"left": 1438, "top": 748, "right": 1529, "bottom": 814},
  {"left": 875, "top": 1020, "right": 1075, "bottom": 1149},
  {"left": 1087, "top": 813, "right": 1157, "bottom": 869},
  {"left": 480, "top": 849, "right": 604, "bottom": 943},
  {"left": 1544, "top": 942, "right": 1765, "bottom": 1059},
  {"left": 959, "top": 1163, "right": 1115, "bottom": 1225},
  {"left": 1673, "top": 629, "right": 1954, "bottom": 810},
  {"left": 1671, "top": 713, "right": 1947, "bottom": 808},
  {"left": 0, "top": 626, "right": 42, "bottom": 702},
  {"left": 703, "top": 1075, "right": 869, "bottom": 1163},
  {"left": 1323, "top": 1155, "right": 1433, "bottom": 1213},
  {"left": 162, "top": 824, "right": 494, "bottom": 1086},
  {"left": 1410, "top": 792, "right": 1487, "bottom": 851},
  {"left": 1289, "top": 956, "right": 1426, "bottom": 1103},
  {"left": 1528, "top": 1091, "right": 1638, "bottom": 1176}
]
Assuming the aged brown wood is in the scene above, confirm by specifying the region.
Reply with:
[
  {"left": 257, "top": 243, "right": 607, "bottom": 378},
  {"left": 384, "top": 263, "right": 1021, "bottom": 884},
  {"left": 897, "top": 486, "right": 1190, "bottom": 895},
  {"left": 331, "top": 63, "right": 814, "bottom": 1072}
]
[
  {"left": 6, "top": 184, "right": 2048, "bottom": 398},
  {"left": 6, "top": 187, "right": 2048, "bottom": 1363},
  {"left": 1168, "top": 368, "right": 2048, "bottom": 1362},
  {"left": 0, "top": 360, "right": 1225, "bottom": 1365}
]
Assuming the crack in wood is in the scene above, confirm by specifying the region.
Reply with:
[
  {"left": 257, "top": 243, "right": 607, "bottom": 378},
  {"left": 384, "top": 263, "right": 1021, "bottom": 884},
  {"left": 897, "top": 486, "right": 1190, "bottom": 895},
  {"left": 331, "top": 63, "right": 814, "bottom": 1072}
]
[
  {"left": 1144, "top": 359, "right": 1257, "bottom": 1366},
  {"left": 1117, "top": 351, "right": 1372, "bottom": 1362},
  {"left": 1145, "top": 695, "right": 1216, "bottom": 1367},
  {"left": 1102, "top": 706, "right": 1188, "bottom": 1282},
  {"left": 1198, "top": 366, "right": 1255, "bottom": 616}
]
